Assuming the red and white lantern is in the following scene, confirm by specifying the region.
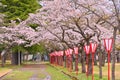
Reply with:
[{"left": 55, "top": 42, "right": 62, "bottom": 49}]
[
  {"left": 84, "top": 45, "right": 90, "bottom": 78},
  {"left": 90, "top": 43, "right": 97, "bottom": 53},
  {"left": 103, "top": 38, "right": 113, "bottom": 80},
  {"left": 90, "top": 43, "right": 97, "bottom": 80},
  {"left": 74, "top": 47, "right": 78, "bottom": 54},
  {"left": 104, "top": 38, "right": 113, "bottom": 52},
  {"left": 69, "top": 49, "right": 73, "bottom": 55},
  {"left": 84, "top": 45, "right": 90, "bottom": 54}
]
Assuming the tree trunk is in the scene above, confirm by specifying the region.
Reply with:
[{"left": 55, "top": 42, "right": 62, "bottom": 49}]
[
  {"left": 1, "top": 55, "right": 5, "bottom": 67},
  {"left": 18, "top": 51, "right": 22, "bottom": 65},
  {"left": 81, "top": 51, "right": 86, "bottom": 73},
  {"left": 88, "top": 54, "right": 92, "bottom": 75},
  {"left": 1, "top": 50, "right": 7, "bottom": 67},
  {"left": 71, "top": 55, "right": 73, "bottom": 70},
  {"left": 26, "top": 54, "right": 28, "bottom": 61},
  {"left": 11, "top": 52, "right": 18, "bottom": 65},
  {"left": 64, "top": 56, "right": 66, "bottom": 67},
  {"left": 112, "top": 27, "right": 117, "bottom": 80},
  {"left": 101, "top": 53, "right": 106, "bottom": 66},
  {"left": 117, "top": 52, "right": 120, "bottom": 63},
  {"left": 99, "top": 52, "right": 102, "bottom": 79},
  {"left": 94, "top": 53, "right": 98, "bottom": 65}
]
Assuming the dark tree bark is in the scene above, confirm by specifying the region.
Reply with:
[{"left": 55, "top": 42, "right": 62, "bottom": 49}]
[
  {"left": 1, "top": 55, "right": 6, "bottom": 67},
  {"left": 116, "top": 51, "right": 120, "bottom": 63},
  {"left": 11, "top": 52, "right": 18, "bottom": 65},
  {"left": 19, "top": 51, "right": 22, "bottom": 65},
  {"left": 88, "top": 54, "right": 92, "bottom": 75},
  {"left": 112, "top": 27, "right": 117, "bottom": 80},
  {"left": 94, "top": 53, "right": 98, "bottom": 65},
  {"left": 1, "top": 49, "right": 8, "bottom": 67},
  {"left": 64, "top": 56, "right": 66, "bottom": 67},
  {"left": 98, "top": 44, "right": 103, "bottom": 79},
  {"left": 81, "top": 51, "right": 86, "bottom": 73},
  {"left": 101, "top": 53, "right": 106, "bottom": 66},
  {"left": 98, "top": 52, "right": 102, "bottom": 79},
  {"left": 11, "top": 51, "right": 22, "bottom": 65}
]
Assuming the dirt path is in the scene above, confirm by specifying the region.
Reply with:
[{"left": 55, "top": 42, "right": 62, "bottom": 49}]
[
  {"left": 21, "top": 64, "right": 51, "bottom": 80},
  {"left": 1, "top": 63, "right": 51, "bottom": 80}
]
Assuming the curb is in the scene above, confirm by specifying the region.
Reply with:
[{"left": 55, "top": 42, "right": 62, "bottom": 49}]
[{"left": 0, "top": 69, "right": 12, "bottom": 78}]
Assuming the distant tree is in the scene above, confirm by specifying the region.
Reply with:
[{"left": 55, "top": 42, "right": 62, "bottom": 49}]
[
  {"left": 0, "top": 0, "right": 41, "bottom": 25},
  {"left": 25, "top": 43, "right": 46, "bottom": 54},
  {"left": 0, "top": 24, "right": 42, "bottom": 66}
]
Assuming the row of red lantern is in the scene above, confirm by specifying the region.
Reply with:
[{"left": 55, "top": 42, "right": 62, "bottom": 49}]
[
  {"left": 84, "top": 42, "right": 97, "bottom": 80},
  {"left": 49, "top": 51, "right": 64, "bottom": 66},
  {"left": 49, "top": 38, "right": 113, "bottom": 80},
  {"left": 84, "top": 38, "right": 113, "bottom": 80},
  {"left": 49, "top": 48, "right": 79, "bottom": 63},
  {"left": 49, "top": 47, "right": 79, "bottom": 75},
  {"left": 65, "top": 49, "right": 73, "bottom": 72},
  {"left": 49, "top": 51, "right": 64, "bottom": 57}
]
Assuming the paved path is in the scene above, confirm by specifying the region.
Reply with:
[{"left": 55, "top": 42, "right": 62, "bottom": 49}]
[
  {"left": 23, "top": 64, "right": 51, "bottom": 80},
  {"left": 1, "top": 63, "right": 51, "bottom": 80}
]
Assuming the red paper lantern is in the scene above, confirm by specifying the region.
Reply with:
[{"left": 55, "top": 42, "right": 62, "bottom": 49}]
[
  {"left": 84, "top": 45, "right": 90, "bottom": 54},
  {"left": 90, "top": 43, "right": 97, "bottom": 80},
  {"left": 74, "top": 47, "right": 78, "bottom": 54},
  {"left": 90, "top": 43, "right": 97, "bottom": 53},
  {"left": 58, "top": 51, "right": 61, "bottom": 56},
  {"left": 68, "top": 49, "right": 73, "bottom": 55},
  {"left": 84, "top": 45, "right": 90, "bottom": 78},
  {"left": 103, "top": 38, "right": 113, "bottom": 80},
  {"left": 104, "top": 38, "right": 113, "bottom": 52},
  {"left": 60, "top": 51, "right": 64, "bottom": 56},
  {"left": 65, "top": 50, "right": 69, "bottom": 56}
]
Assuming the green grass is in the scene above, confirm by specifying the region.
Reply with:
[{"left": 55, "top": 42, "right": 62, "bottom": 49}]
[
  {"left": 94, "top": 63, "right": 120, "bottom": 80},
  {"left": 0, "top": 63, "right": 23, "bottom": 76},
  {"left": 46, "top": 64, "right": 71, "bottom": 80},
  {"left": 0, "top": 68, "right": 10, "bottom": 72},
  {"left": 0, "top": 61, "right": 119, "bottom": 80},
  {"left": 2, "top": 70, "right": 33, "bottom": 80},
  {"left": 38, "top": 72, "right": 46, "bottom": 79},
  {"left": 50, "top": 64, "right": 108, "bottom": 80},
  {"left": 51, "top": 62, "right": 120, "bottom": 80}
]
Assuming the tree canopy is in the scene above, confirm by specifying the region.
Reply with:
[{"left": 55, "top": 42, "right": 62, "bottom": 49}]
[{"left": 0, "top": 0, "right": 41, "bottom": 25}]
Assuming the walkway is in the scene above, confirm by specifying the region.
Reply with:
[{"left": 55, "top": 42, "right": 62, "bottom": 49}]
[
  {"left": 22, "top": 64, "right": 51, "bottom": 80},
  {"left": 1, "top": 63, "right": 51, "bottom": 80}
]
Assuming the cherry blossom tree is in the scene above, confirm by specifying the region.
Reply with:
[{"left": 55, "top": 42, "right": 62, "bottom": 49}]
[
  {"left": 23, "top": 0, "right": 120, "bottom": 80},
  {"left": 26, "top": 0, "right": 114, "bottom": 77},
  {"left": 1, "top": 0, "right": 119, "bottom": 79},
  {"left": 70, "top": 0, "right": 120, "bottom": 80},
  {"left": 0, "top": 21, "right": 42, "bottom": 66}
]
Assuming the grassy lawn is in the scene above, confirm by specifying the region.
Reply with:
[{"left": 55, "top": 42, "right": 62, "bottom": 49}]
[
  {"left": 46, "top": 64, "right": 71, "bottom": 80},
  {"left": 2, "top": 70, "right": 33, "bottom": 80},
  {"left": 0, "top": 68, "right": 11, "bottom": 72},
  {"left": 93, "top": 63, "right": 120, "bottom": 80},
  {"left": 1, "top": 63, "right": 71, "bottom": 80},
  {"left": 52, "top": 65, "right": 107, "bottom": 80},
  {"left": 50, "top": 63, "right": 120, "bottom": 80},
  {"left": 0, "top": 61, "right": 119, "bottom": 80},
  {"left": 0, "top": 63, "right": 33, "bottom": 80}
]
